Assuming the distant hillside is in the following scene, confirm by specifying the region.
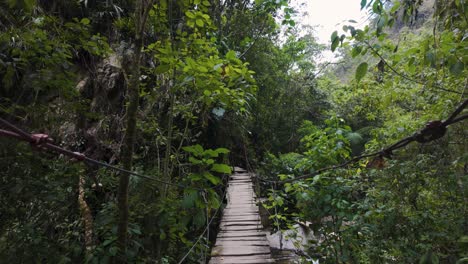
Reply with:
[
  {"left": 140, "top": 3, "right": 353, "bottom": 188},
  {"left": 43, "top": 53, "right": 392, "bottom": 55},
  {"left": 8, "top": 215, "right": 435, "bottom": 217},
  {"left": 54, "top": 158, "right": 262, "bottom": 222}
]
[{"left": 328, "top": 0, "right": 437, "bottom": 83}]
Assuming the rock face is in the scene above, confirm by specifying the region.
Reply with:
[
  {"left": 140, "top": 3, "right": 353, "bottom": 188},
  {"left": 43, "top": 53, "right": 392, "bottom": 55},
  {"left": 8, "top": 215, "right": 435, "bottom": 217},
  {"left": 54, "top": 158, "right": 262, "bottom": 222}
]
[
  {"left": 266, "top": 223, "right": 315, "bottom": 251},
  {"left": 209, "top": 167, "right": 275, "bottom": 264},
  {"left": 266, "top": 224, "right": 318, "bottom": 263},
  {"left": 72, "top": 53, "right": 125, "bottom": 162}
]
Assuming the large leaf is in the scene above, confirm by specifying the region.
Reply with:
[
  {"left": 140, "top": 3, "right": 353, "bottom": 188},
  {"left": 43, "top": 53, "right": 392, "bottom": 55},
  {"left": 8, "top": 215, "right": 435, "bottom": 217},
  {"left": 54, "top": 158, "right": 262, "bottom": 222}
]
[
  {"left": 155, "top": 64, "right": 170, "bottom": 74},
  {"left": 330, "top": 31, "right": 339, "bottom": 52},
  {"left": 360, "top": 0, "right": 367, "bottom": 9},
  {"left": 355, "top": 62, "right": 368, "bottom": 82},
  {"left": 211, "top": 164, "right": 232, "bottom": 174},
  {"left": 203, "top": 172, "right": 221, "bottom": 185},
  {"left": 188, "top": 156, "right": 202, "bottom": 165},
  {"left": 204, "top": 149, "right": 220, "bottom": 158},
  {"left": 182, "top": 144, "right": 204, "bottom": 156},
  {"left": 182, "top": 190, "right": 198, "bottom": 208},
  {"left": 215, "top": 147, "right": 229, "bottom": 154}
]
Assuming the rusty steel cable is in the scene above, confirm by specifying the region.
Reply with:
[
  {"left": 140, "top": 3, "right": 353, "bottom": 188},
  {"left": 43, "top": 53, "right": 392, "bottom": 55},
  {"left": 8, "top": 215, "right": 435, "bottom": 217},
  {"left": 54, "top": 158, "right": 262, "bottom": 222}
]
[
  {"left": 256, "top": 98, "right": 468, "bottom": 184},
  {"left": 1, "top": 99, "right": 466, "bottom": 187},
  {"left": 0, "top": 118, "right": 226, "bottom": 191}
]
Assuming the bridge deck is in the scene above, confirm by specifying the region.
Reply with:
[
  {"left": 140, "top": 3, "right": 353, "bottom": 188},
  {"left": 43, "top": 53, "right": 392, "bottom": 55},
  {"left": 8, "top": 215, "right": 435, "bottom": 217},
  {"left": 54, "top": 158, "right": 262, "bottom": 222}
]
[{"left": 209, "top": 167, "right": 274, "bottom": 264}]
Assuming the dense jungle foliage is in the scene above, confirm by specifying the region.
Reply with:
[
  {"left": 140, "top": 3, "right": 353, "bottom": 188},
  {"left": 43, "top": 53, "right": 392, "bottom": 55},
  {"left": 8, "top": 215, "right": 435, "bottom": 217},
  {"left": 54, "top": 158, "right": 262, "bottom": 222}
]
[{"left": 0, "top": 0, "right": 466, "bottom": 263}]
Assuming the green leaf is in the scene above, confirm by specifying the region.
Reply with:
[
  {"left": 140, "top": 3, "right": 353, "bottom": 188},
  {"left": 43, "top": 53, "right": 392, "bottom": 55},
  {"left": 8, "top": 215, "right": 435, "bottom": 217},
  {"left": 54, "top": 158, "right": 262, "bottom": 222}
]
[
  {"left": 188, "top": 156, "right": 202, "bottom": 165},
  {"left": 205, "top": 147, "right": 229, "bottom": 158},
  {"left": 376, "top": 18, "right": 385, "bottom": 35},
  {"left": 155, "top": 64, "right": 170, "bottom": 74},
  {"left": 183, "top": 144, "right": 204, "bottom": 155},
  {"left": 80, "top": 18, "right": 90, "bottom": 25},
  {"left": 197, "top": 65, "right": 208, "bottom": 72},
  {"left": 330, "top": 31, "right": 339, "bottom": 52},
  {"left": 23, "top": 0, "right": 36, "bottom": 12},
  {"left": 330, "top": 30, "right": 338, "bottom": 42},
  {"left": 211, "top": 164, "right": 232, "bottom": 174},
  {"left": 195, "top": 19, "right": 204, "bottom": 27},
  {"left": 355, "top": 62, "right": 368, "bottom": 82},
  {"left": 203, "top": 172, "right": 221, "bottom": 185},
  {"left": 331, "top": 38, "right": 340, "bottom": 52},
  {"left": 351, "top": 46, "right": 362, "bottom": 58},
  {"left": 204, "top": 149, "right": 220, "bottom": 158},
  {"left": 102, "top": 239, "right": 115, "bottom": 247},
  {"left": 207, "top": 191, "right": 221, "bottom": 208},
  {"left": 226, "top": 50, "right": 237, "bottom": 61},
  {"left": 450, "top": 61, "right": 464, "bottom": 75},
  {"left": 185, "top": 11, "right": 195, "bottom": 18},
  {"left": 215, "top": 148, "right": 229, "bottom": 154},
  {"left": 193, "top": 211, "right": 205, "bottom": 227},
  {"left": 182, "top": 190, "right": 198, "bottom": 208},
  {"left": 360, "top": 0, "right": 367, "bottom": 9},
  {"left": 372, "top": 1, "right": 382, "bottom": 14},
  {"left": 390, "top": 1, "right": 401, "bottom": 13},
  {"left": 424, "top": 51, "right": 436, "bottom": 67}
]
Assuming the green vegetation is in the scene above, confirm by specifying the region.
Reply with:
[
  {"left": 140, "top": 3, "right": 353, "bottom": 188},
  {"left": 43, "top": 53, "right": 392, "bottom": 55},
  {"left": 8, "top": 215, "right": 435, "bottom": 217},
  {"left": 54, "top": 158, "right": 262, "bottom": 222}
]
[{"left": 0, "top": 0, "right": 466, "bottom": 263}]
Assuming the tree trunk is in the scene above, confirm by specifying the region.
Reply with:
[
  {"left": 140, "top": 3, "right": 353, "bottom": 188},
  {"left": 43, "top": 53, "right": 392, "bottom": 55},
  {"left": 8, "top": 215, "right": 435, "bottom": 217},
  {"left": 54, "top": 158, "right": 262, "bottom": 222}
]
[
  {"left": 116, "top": 0, "right": 153, "bottom": 261},
  {"left": 116, "top": 43, "right": 142, "bottom": 262},
  {"left": 78, "top": 173, "right": 94, "bottom": 254}
]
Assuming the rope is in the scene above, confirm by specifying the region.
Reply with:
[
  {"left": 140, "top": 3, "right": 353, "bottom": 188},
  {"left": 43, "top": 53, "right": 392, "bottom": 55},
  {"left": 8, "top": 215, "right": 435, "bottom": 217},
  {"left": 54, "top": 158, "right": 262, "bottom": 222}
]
[
  {"left": 176, "top": 182, "right": 228, "bottom": 264},
  {"left": 0, "top": 118, "right": 225, "bottom": 192},
  {"left": 255, "top": 98, "right": 468, "bottom": 184}
]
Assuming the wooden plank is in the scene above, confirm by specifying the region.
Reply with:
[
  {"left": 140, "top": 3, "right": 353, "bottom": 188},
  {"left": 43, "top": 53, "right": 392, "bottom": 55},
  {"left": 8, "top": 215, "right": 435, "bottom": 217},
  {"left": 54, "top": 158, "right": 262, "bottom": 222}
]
[
  {"left": 223, "top": 209, "right": 258, "bottom": 213},
  {"left": 215, "top": 237, "right": 270, "bottom": 242},
  {"left": 225, "top": 206, "right": 258, "bottom": 210},
  {"left": 226, "top": 201, "right": 257, "bottom": 205},
  {"left": 209, "top": 256, "right": 275, "bottom": 264},
  {"left": 220, "top": 226, "right": 263, "bottom": 232},
  {"left": 222, "top": 209, "right": 258, "bottom": 213},
  {"left": 215, "top": 240, "right": 270, "bottom": 247},
  {"left": 221, "top": 215, "right": 261, "bottom": 220},
  {"left": 221, "top": 215, "right": 260, "bottom": 220},
  {"left": 220, "top": 220, "right": 261, "bottom": 226},
  {"left": 211, "top": 246, "right": 271, "bottom": 256},
  {"left": 220, "top": 223, "right": 262, "bottom": 228},
  {"left": 217, "top": 231, "right": 267, "bottom": 238}
]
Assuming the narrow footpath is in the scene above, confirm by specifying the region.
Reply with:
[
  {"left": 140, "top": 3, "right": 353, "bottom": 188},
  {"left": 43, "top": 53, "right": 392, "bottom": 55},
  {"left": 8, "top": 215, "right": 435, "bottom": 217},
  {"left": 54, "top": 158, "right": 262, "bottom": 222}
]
[{"left": 209, "top": 167, "right": 274, "bottom": 264}]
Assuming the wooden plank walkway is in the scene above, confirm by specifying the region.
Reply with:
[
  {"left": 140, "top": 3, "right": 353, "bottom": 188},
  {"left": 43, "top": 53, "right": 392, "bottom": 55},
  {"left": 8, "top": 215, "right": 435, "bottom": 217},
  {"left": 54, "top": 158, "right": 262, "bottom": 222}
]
[{"left": 209, "top": 167, "right": 274, "bottom": 264}]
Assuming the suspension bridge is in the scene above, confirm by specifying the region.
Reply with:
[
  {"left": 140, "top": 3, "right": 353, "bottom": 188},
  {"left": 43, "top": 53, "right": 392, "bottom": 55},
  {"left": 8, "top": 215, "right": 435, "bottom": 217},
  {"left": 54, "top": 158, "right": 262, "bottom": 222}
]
[{"left": 209, "top": 167, "right": 274, "bottom": 264}]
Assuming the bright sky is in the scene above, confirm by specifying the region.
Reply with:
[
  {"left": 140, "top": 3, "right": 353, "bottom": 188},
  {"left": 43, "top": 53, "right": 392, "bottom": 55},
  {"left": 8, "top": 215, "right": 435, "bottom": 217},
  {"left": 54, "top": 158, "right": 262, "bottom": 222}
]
[
  {"left": 302, "top": 0, "right": 368, "bottom": 43},
  {"left": 291, "top": 0, "right": 369, "bottom": 60}
]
